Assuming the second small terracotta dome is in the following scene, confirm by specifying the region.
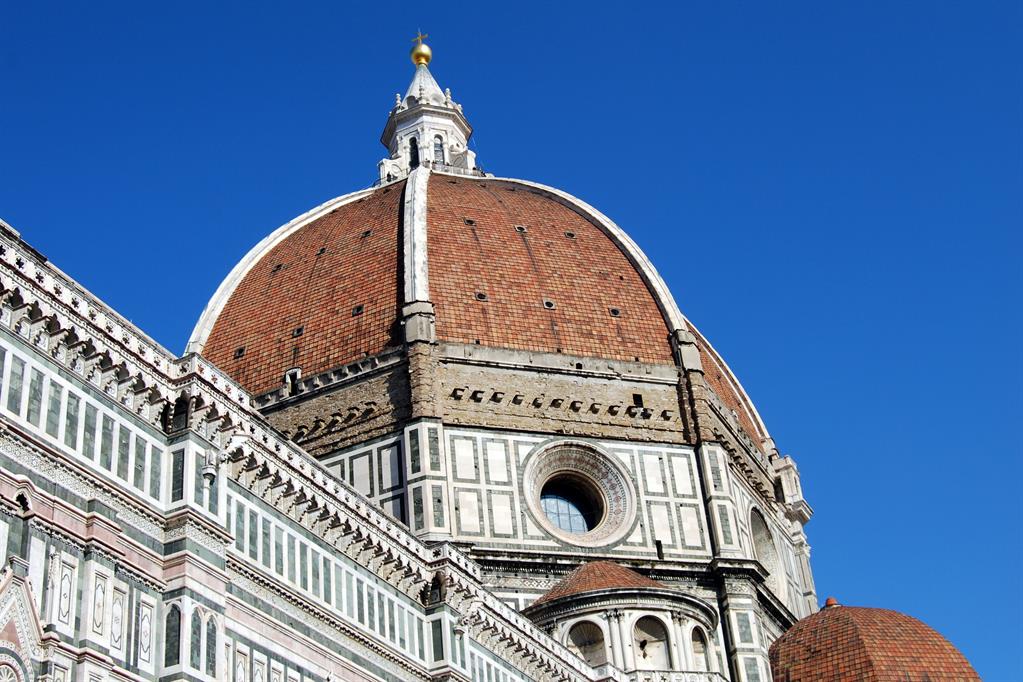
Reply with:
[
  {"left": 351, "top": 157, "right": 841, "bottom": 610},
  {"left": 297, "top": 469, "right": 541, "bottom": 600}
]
[
  {"left": 769, "top": 600, "right": 979, "bottom": 681},
  {"left": 529, "top": 561, "right": 667, "bottom": 608}
]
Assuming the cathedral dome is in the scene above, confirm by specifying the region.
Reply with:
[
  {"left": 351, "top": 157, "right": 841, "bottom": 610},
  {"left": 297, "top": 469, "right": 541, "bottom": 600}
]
[
  {"left": 185, "top": 46, "right": 770, "bottom": 448},
  {"left": 769, "top": 600, "right": 980, "bottom": 681},
  {"left": 190, "top": 176, "right": 680, "bottom": 390}
]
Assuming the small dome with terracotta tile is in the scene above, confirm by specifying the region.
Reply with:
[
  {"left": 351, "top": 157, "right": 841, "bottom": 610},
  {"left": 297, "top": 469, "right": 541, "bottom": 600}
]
[
  {"left": 528, "top": 562, "right": 667, "bottom": 608},
  {"left": 769, "top": 599, "right": 979, "bottom": 681}
]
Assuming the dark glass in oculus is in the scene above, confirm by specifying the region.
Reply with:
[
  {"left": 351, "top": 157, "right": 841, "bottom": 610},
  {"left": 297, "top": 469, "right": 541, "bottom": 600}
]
[{"left": 540, "top": 476, "right": 602, "bottom": 534}]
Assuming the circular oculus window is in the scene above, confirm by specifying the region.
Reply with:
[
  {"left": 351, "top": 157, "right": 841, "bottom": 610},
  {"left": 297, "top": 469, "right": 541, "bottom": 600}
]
[{"left": 523, "top": 441, "right": 636, "bottom": 546}]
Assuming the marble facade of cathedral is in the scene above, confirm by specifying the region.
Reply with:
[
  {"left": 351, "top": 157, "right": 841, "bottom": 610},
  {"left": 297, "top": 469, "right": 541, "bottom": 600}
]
[{"left": 0, "top": 39, "right": 816, "bottom": 682}]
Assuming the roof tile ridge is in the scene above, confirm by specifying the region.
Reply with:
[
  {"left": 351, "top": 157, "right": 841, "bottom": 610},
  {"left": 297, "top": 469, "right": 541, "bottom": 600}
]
[
  {"left": 402, "top": 166, "right": 432, "bottom": 306},
  {"left": 833, "top": 606, "right": 881, "bottom": 681},
  {"left": 488, "top": 176, "right": 688, "bottom": 335}
]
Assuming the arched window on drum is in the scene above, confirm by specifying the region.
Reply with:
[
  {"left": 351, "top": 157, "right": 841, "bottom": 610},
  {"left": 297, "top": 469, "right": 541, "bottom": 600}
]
[
  {"left": 408, "top": 137, "right": 420, "bottom": 169},
  {"left": 633, "top": 616, "right": 671, "bottom": 670},
  {"left": 433, "top": 136, "right": 445, "bottom": 164},
  {"left": 566, "top": 620, "right": 607, "bottom": 667}
]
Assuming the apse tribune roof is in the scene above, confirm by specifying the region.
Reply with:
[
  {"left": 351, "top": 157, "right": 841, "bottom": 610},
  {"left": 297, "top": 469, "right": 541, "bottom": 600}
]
[
  {"left": 530, "top": 561, "right": 666, "bottom": 607},
  {"left": 769, "top": 601, "right": 980, "bottom": 681}
]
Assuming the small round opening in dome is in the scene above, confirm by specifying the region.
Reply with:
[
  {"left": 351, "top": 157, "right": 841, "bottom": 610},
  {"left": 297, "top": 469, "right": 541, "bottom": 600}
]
[{"left": 540, "top": 475, "right": 603, "bottom": 534}]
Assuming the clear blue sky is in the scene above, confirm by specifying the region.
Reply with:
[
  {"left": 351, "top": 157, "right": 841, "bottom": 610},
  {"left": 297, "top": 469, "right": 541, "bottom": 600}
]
[{"left": 2, "top": 2, "right": 1020, "bottom": 678}]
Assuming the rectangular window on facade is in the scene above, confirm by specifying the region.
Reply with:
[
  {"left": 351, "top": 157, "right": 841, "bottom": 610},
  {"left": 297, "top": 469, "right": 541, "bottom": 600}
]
[
  {"left": 100, "top": 415, "right": 114, "bottom": 470},
  {"left": 428, "top": 427, "right": 440, "bottom": 471},
  {"left": 45, "top": 382, "right": 62, "bottom": 438},
  {"left": 344, "top": 570, "right": 354, "bottom": 617},
  {"left": 26, "top": 369, "right": 43, "bottom": 426},
  {"left": 717, "top": 506, "right": 734, "bottom": 545},
  {"left": 367, "top": 587, "right": 376, "bottom": 629},
  {"left": 207, "top": 478, "right": 218, "bottom": 515},
  {"left": 377, "top": 592, "right": 385, "bottom": 634},
  {"left": 115, "top": 425, "right": 130, "bottom": 479},
  {"left": 6, "top": 356, "right": 25, "bottom": 416},
  {"left": 148, "top": 447, "right": 162, "bottom": 500},
  {"left": 311, "top": 551, "right": 320, "bottom": 597},
  {"left": 409, "top": 428, "right": 421, "bottom": 474},
  {"left": 334, "top": 565, "right": 344, "bottom": 612},
  {"left": 235, "top": 500, "right": 245, "bottom": 551},
  {"left": 5, "top": 357, "right": 24, "bottom": 417},
  {"left": 63, "top": 393, "right": 80, "bottom": 450},
  {"left": 322, "top": 556, "right": 332, "bottom": 604},
  {"left": 248, "top": 510, "right": 258, "bottom": 560},
  {"left": 132, "top": 438, "right": 146, "bottom": 489},
  {"left": 274, "top": 527, "right": 284, "bottom": 575},
  {"left": 170, "top": 449, "right": 186, "bottom": 502},
  {"left": 287, "top": 535, "right": 296, "bottom": 583},
  {"left": 432, "top": 485, "right": 445, "bottom": 527},
  {"left": 356, "top": 579, "right": 365, "bottom": 623},
  {"left": 743, "top": 657, "right": 762, "bottom": 682},
  {"left": 193, "top": 452, "right": 205, "bottom": 505},
  {"left": 736, "top": 612, "right": 755, "bottom": 644},
  {"left": 417, "top": 618, "right": 425, "bottom": 660},
  {"left": 431, "top": 619, "right": 444, "bottom": 662},
  {"left": 412, "top": 487, "right": 424, "bottom": 530},
  {"left": 709, "top": 452, "right": 724, "bottom": 492},
  {"left": 299, "top": 543, "right": 308, "bottom": 590},
  {"left": 82, "top": 403, "right": 97, "bottom": 460},
  {"left": 261, "top": 519, "right": 271, "bottom": 569}
]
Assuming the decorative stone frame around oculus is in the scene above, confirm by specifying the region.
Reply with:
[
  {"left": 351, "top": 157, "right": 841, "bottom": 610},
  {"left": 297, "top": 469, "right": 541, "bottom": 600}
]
[{"left": 522, "top": 440, "right": 636, "bottom": 547}]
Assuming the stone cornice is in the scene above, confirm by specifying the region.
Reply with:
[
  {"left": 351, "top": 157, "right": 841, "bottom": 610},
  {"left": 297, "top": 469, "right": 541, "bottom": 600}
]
[
  {"left": 522, "top": 587, "right": 718, "bottom": 631},
  {"left": 227, "top": 557, "right": 432, "bottom": 681}
]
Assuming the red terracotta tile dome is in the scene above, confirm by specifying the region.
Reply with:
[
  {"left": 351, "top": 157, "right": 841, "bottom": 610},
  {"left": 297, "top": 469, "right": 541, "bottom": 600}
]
[
  {"left": 189, "top": 171, "right": 770, "bottom": 443},
  {"left": 529, "top": 561, "right": 666, "bottom": 607},
  {"left": 196, "top": 182, "right": 406, "bottom": 395},
  {"left": 769, "top": 601, "right": 979, "bottom": 681},
  {"left": 425, "top": 178, "right": 674, "bottom": 364}
]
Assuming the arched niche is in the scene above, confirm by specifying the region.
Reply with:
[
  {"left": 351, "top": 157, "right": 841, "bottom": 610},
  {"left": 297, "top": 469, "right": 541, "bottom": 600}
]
[
  {"left": 433, "top": 135, "right": 445, "bottom": 164},
  {"left": 750, "top": 508, "right": 784, "bottom": 599},
  {"left": 633, "top": 615, "right": 671, "bottom": 670},
  {"left": 692, "top": 626, "right": 711, "bottom": 672},
  {"left": 566, "top": 620, "right": 607, "bottom": 667},
  {"left": 408, "top": 137, "right": 420, "bottom": 169}
]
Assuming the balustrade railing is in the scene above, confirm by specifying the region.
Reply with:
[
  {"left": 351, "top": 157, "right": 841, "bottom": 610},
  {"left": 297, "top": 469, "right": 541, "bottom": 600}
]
[
  {"left": 623, "top": 671, "right": 729, "bottom": 682},
  {"left": 424, "top": 158, "right": 486, "bottom": 177}
]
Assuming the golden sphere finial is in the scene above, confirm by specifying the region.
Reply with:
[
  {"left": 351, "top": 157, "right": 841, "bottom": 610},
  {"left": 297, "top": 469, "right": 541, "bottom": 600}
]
[{"left": 410, "top": 31, "right": 432, "bottom": 66}]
